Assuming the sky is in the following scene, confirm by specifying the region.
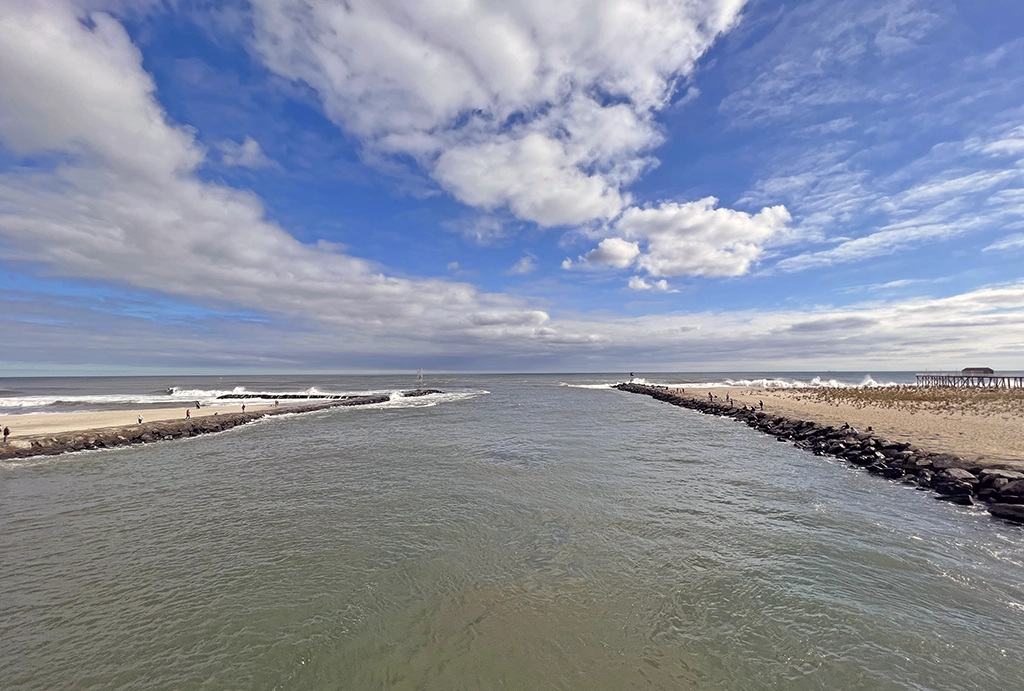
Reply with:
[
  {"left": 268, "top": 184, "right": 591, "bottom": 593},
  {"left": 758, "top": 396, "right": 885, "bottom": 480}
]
[{"left": 2, "top": 0, "right": 1024, "bottom": 374}]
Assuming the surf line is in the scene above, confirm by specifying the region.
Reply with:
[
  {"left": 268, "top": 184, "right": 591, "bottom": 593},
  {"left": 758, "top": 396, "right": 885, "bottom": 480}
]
[
  {"left": 0, "top": 389, "right": 442, "bottom": 461},
  {"left": 614, "top": 383, "right": 1024, "bottom": 527}
]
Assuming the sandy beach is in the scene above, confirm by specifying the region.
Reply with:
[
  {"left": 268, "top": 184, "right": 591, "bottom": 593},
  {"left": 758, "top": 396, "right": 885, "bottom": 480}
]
[
  {"left": 0, "top": 403, "right": 276, "bottom": 440},
  {"left": 684, "top": 386, "right": 1024, "bottom": 468}
]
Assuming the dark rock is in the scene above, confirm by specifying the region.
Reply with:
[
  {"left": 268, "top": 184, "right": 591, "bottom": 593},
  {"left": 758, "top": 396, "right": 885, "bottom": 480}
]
[
  {"left": 934, "top": 480, "right": 974, "bottom": 497},
  {"left": 930, "top": 453, "right": 978, "bottom": 471},
  {"left": 938, "top": 468, "right": 978, "bottom": 485},
  {"left": 611, "top": 383, "right": 1022, "bottom": 529},
  {"left": 989, "top": 503, "right": 1024, "bottom": 524},
  {"left": 1001, "top": 479, "right": 1024, "bottom": 496},
  {"left": 937, "top": 494, "right": 974, "bottom": 506},
  {"left": 979, "top": 468, "right": 1024, "bottom": 481}
]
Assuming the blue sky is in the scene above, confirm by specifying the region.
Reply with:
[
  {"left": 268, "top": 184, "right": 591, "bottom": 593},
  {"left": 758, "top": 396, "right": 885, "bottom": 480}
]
[{"left": 1, "top": 0, "right": 1024, "bottom": 373}]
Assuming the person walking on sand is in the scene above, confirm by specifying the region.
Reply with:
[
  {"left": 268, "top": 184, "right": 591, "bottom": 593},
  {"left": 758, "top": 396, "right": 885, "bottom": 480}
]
[
  {"left": 186, "top": 409, "right": 191, "bottom": 420},
  {"left": 241, "top": 404, "right": 246, "bottom": 413},
  {"left": 138, "top": 414, "right": 143, "bottom": 425},
  {"left": 3, "top": 425, "right": 9, "bottom": 443},
  {"left": 759, "top": 400, "right": 764, "bottom": 410}
]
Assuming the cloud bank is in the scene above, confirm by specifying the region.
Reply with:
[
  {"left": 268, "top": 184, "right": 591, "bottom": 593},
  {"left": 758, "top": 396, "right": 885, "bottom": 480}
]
[{"left": 251, "top": 0, "right": 751, "bottom": 228}]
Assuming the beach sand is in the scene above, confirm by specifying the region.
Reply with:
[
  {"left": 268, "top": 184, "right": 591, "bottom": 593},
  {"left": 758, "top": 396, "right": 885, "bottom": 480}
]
[
  {"left": 0, "top": 404, "right": 276, "bottom": 440},
  {"left": 684, "top": 386, "right": 1024, "bottom": 468}
]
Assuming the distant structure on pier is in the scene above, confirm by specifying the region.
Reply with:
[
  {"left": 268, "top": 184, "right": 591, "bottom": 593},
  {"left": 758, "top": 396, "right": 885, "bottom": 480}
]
[{"left": 916, "top": 367, "right": 1024, "bottom": 388}]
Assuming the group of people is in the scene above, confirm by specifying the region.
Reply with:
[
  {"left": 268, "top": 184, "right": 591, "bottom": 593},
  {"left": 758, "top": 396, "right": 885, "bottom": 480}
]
[{"left": 706, "top": 391, "right": 765, "bottom": 411}]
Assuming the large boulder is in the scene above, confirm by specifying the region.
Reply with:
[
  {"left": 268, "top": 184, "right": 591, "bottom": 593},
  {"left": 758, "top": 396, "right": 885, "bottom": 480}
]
[
  {"left": 930, "top": 453, "right": 979, "bottom": 471},
  {"left": 989, "top": 504, "right": 1024, "bottom": 524},
  {"left": 934, "top": 479, "right": 974, "bottom": 497},
  {"left": 938, "top": 468, "right": 978, "bottom": 485},
  {"left": 978, "top": 469, "right": 1024, "bottom": 489}
]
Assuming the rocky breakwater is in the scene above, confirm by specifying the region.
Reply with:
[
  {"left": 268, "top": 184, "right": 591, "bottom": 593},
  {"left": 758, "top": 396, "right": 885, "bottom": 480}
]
[
  {"left": 0, "top": 389, "right": 442, "bottom": 462},
  {"left": 615, "top": 383, "right": 1024, "bottom": 527}
]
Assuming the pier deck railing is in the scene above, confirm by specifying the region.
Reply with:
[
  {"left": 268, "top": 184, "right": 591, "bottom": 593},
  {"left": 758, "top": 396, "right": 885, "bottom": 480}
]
[{"left": 915, "top": 372, "right": 1024, "bottom": 388}]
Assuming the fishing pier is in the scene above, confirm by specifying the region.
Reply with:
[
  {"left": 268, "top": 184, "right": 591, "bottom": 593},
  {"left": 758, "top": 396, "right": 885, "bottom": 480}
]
[{"left": 916, "top": 367, "right": 1024, "bottom": 388}]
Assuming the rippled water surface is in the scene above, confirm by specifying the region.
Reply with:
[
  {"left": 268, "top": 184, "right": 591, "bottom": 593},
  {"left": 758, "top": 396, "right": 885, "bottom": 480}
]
[{"left": 2, "top": 374, "right": 1023, "bottom": 690}]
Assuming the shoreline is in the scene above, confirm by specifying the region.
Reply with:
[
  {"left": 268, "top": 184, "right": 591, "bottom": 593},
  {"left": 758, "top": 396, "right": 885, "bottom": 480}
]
[
  {"left": 693, "top": 384, "right": 1024, "bottom": 467},
  {"left": 0, "top": 390, "right": 441, "bottom": 461},
  {"left": 616, "top": 383, "right": 1024, "bottom": 526}
]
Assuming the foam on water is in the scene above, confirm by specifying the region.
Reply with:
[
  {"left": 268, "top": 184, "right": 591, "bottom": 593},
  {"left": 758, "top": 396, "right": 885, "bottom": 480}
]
[
  {"left": 678, "top": 375, "right": 907, "bottom": 389},
  {"left": 0, "top": 385, "right": 469, "bottom": 412}
]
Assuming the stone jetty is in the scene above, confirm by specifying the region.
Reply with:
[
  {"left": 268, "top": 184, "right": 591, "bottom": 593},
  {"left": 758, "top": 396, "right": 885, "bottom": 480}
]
[
  {"left": 0, "top": 389, "right": 442, "bottom": 462},
  {"left": 616, "top": 383, "right": 1024, "bottom": 527}
]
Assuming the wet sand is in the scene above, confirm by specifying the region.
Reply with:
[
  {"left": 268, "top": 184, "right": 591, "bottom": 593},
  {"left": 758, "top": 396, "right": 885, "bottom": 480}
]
[
  {"left": 0, "top": 404, "right": 276, "bottom": 440},
  {"left": 686, "top": 386, "right": 1024, "bottom": 468}
]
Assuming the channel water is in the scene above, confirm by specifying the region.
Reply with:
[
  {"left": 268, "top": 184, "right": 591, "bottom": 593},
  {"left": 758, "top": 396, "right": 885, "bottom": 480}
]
[{"left": 1, "top": 374, "right": 1022, "bottom": 690}]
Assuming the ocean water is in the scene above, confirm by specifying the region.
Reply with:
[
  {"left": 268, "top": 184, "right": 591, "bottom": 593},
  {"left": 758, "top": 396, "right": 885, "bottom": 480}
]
[{"left": 1, "top": 373, "right": 1022, "bottom": 691}]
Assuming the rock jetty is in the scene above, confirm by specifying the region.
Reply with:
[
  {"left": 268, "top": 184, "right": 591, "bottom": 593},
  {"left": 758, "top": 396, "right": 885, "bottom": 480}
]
[
  {"left": 615, "top": 383, "right": 1024, "bottom": 527},
  {"left": 0, "top": 389, "right": 442, "bottom": 462}
]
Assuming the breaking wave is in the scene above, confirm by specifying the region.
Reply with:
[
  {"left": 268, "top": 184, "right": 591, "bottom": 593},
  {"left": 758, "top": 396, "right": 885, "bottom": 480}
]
[{"left": 0, "top": 386, "right": 486, "bottom": 413}]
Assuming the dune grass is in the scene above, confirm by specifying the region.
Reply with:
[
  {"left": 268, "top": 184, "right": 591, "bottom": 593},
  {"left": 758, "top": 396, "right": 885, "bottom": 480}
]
[{"left": 785, "top": 386, "right": 1024, "bottom": 416}]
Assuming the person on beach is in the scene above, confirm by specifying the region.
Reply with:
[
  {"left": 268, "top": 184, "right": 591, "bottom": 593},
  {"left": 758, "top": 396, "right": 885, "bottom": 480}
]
[
  {"left": 186, "top": 409, "right": 191, "bottom": 420},
  {"left": 138, "top": 414, "right": 143, "bottom": 425},
  {"left": 759, "top": 400, "right": 764, "bottom": 410},
  {"left": 709, "top": 392, "right": 713, "bottom": 402},
  {"left": 241, "top": 404, "right": 246, "bottom": 413},
  {"left": 3, "top": 425, "right": 9, "bottom": 443}
]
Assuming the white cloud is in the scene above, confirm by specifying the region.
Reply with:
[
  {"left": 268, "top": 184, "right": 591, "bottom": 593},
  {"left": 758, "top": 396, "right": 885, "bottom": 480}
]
[
  {"left": 565, "top": 198, "right": 790, "bottom": 277},
  {"left": 627, "top": 276, "right": 672, "bottom": 291},
  {"left": 433, "top": 131, "right": 626, "bottom": 227},
  {"left": 967, "top": 125, "right": 1024, "bottom": 157},
  {"left": 618, "top": 199, "right": 790, "bottom": 277},
  {"left": 0, "top": 8, "right": 200, "bottom": 177},
  {"left": 250, "top": 0, "right": 749, "bottom": 226},
  {"left": 506, "top": 254, "right": 536, "bottom": 276},
  {"left": 218, "top": 136, "right": 275, "bottom": 168},
  {"left": 984, "top": 233, "right": 1024, "bottom": 252},
  {"left": 773, "top": 135, "right": 1024, "bottom": 272},
  {"left": 563, "top": 237, "right": 640, "bottom": 270},
  {"left": 446, "top": 261, "right": 460, "bottom": 271},
  {"left": 0, "top": 1, "right": 579, "bottom": 352}
]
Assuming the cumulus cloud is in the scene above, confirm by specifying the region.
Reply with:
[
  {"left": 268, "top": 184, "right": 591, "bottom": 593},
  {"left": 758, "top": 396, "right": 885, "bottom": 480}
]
[
  {"left": 563, "top": 237, "right": 640, "bottom": 270},
  {"left": 627, "top": 276, "right": 672, "bottom": 291},
  {"left": 218, "top": 136, "right": 275, "bottom": 168},
  {"left": 0, "top": 1, "right": 573, "bottom": 351},
  {"left": 564, "top": 198, "right": 790, "bottom": 277},
  {"left": 250, "top": 0, "right": 749, "bottom": 226}
]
